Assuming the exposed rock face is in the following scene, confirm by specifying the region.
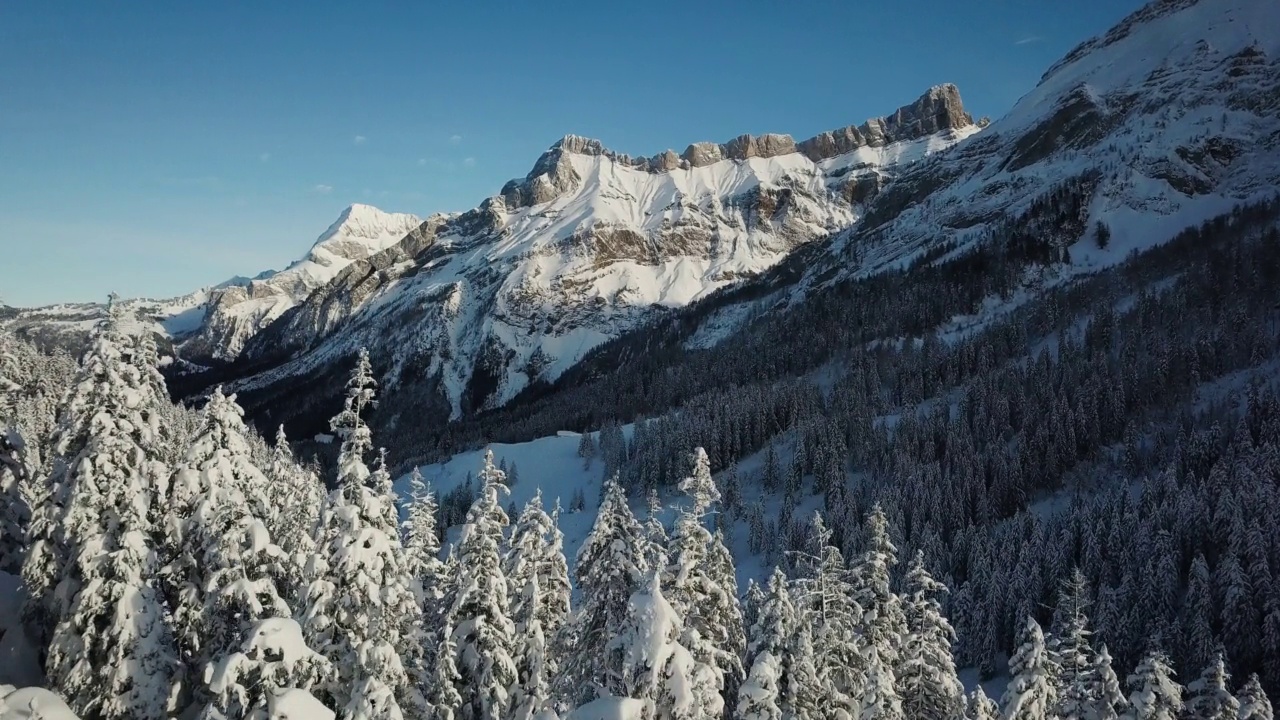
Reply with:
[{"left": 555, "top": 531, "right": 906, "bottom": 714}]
[{"left": 499, "top": 84, "right": 976, "bottom": 209}]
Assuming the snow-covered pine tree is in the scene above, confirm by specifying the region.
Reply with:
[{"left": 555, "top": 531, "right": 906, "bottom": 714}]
[
  {"left": 43, "top": 305, "right": 179, "bottom": 720},
  {"left": 266, "top": 425, "right": 326, "bottom": 599},
  {"left": 505, "top": 491, "right": 571, "bottom": 720},
  {"left": 852, "top": 504, "right": 907, "bottom": 669},
  {"left": 663, "top": 447, "right": 745, "bottom": 712},
  {"left": 402, "top": 466, "right": 446, "bottom": 615},
  {"left": 611, "top": 571, "right": 724, "bottom": 720},
  {"left": 790, "top": 513, "right": 861, "bottom": 715},
  {"left": 1237, "top": 674, "right": 1273, "bottom": 720},
  {"left": 447, "top": 449, "right": 518, "bottom": 720},
  {"left": 1092, "top": 644, "right": 1128, "bottom": 720},
  {"left": 165, "top": 387, "right": 297, "bottom": 716},
  {"left": 1053, "top": 568, "right": 1099, "bottom": 720},
  {"left": 737, "top": 568, "right": 797, "bottom": 720},
  {"left": 1123, "top": 649, "right": 1183, "bottom": 720},
  {"left": 782, "top": 622, "right": 825, "bottom": 720},
  {"left": 897, "top": 551, "right": 965, "bottom": 720},
  {"left": 427, "top": 627, "right": 465, "bottom": 720},
  {"left": 645, "top": 488, "right": 669, "bottom": 572},
  {"left": 967, "top": 686, "right": 1000, "bottom": 720},
  {"left": 302, "top": 349, "right": 425, "bottom": 720},
  {"left": 205, "top": 617, "right": 334, "bottom": 720},
  {"left": 1002, "top": 617, "right": 1061, "bottom": 720},
  {"left": 559, "top": 475, "right": 649, "bottom": 704},
  {"left": 742, "top": 579, "right": 766, "bottom": 648},
  {"left": 1185, "top": 654, "right": 1240, "bottom": 720},
  {"left": 859, "top": 649, "right": 905, "bottom": 720},
  {"left": 0, "top": 377, "right": 31, "bottom": 574},
  {"left": 578, "top": 431, "right": 596, "bottom": 469}
]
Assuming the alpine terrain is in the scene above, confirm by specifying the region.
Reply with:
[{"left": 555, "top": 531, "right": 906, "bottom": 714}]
[{"left": 3, "top": 0, "right": 1280, "bottom": 718}]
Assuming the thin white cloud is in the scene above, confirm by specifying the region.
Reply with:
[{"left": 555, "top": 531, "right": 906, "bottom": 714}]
[
  {"left": 312, "top": 184, "right": 334, "bottom": 194},
  {"left": 449, "top": 134, "right": 462, "bottom": 145},
  {"left": 259, "top": 152, "right": 271, "bottom": 162},
  {"left": 418, "top": 158, "right": 428, "bottom": 166},
  {"left": 354, "top": 135, "right": 368, "bottom": 145},
  {"left": 463, "top": 157, "right": 476, "bottom": 168},
  {"left": 1015, "top": 35, "right": 1044, "bottom": 45}
]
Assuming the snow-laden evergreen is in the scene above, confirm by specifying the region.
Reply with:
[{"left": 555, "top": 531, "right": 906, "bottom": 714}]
[
  {"left": 447, "top": 449, "right": 518, "bottom": 720},
  {"left": 967, "top": 686, "right": 1000, "bottom": 720},
  {"left": 663, "top": 448, "right": 745, "bottom": 712},
  {"left": 1123, "top": 650, "right": 1183, "bottom": 720},
  {"left": 611, "top": 571, "right": 723, "bottom": 720},
  {"left": 1093, "top": 645, "right": 1128, "bottom": 720},
  {"left": 1239, "top": 674, "right": 1274, "bottom": 720},
  {"left": 166, "top": 387, "right": 294, "bottom": 710},
  {"left": 897, "top": 551, "right": 964, "bottom": 720},
  {"left": 1186, "top": 654, "right": 1241, "bottom": 720},
  {"left": 42, "top": 307, "right": 178, "bottom": 720},
  {"left": 790, "top": 513, "right": 861, "bottom": 715},
  {"left": 1003, "top": 617, "right": 1061, "bottom": 720},
  {"left": 204, "top": 617, "right": 333, "bottom": 720},
  {"left": 402, "top": 467, "right": 445, "bottom": 612},
  {"left": 737, "top": 568, "right": 796, "bottom": 720},
  {"left": 1053, "top": 569, "right": 1100, "bottom": 720},
  {"left": 265, "top": 425, "right": 325, "bottom": 600},
  {"left": 560, "top": 476, "right": 650, "bottom": 704},
  {"left": 302, "top": 349, "right": 424, "bottom": 720},
  {"left": 505, "top": 491, "right": 571, "bottom": 720}
]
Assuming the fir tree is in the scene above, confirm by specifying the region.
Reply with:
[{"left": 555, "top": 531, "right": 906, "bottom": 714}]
[
  {"left": 560, "top": 475, "right": 649, "bottom": 703},
  {"left": 737, "top": 568, "right": 797, "bottom": 720},
  {"left": 1123, "top": 649, "right": 1183, "bottom": 720},
  {"left": 853, "top": 504, "right": 908, "bottom": 669},
  {"left": 427, "top": 628, "right": 465, "bottom": 720},
  {"left": 447, "top": 449, "right": 518, "bottom": 720},
  {"left": 663, "top": 448, "right": 745, "bottom": 713},
  {"left": 968, "top": 686, "right": 1000, "bottom": 720},
  {"left": 204, "top": 618, "right": 334, "bottom": 720},
  {"left": 1053, "top": 568, "right": 1098, "bottom": 720},
  {"left": 1237, "top": 674, "right": 1273, "bottom": 720},
  {"left": 1092, "top": 644, "right": 1128, "bottom": 720},
  {"left": 303, "top": 350, "right": 424, "bottom": 720},
  {"left": 505, "top": 491, "right": 571, "bottom": 720},
  {"left": 402, "top": 466, "right": 445, "bottom": 613},
  {"left": 1003, "top": 617, "right": 1061, "bottom": 720},
  {"left": 898, "top": 551, "right": 965, "bottom": 720},
  {"left": 611, "top": 571, "right": 724, "bottom": 720},
  {"left": 43, "top": 307, "right": 179, "bottom": 720},
  {"left": 1186, "top": 654, "right": 1240, "bottom": 720},
  {"left": 790, "top": 513, "right": 861, "bottom": 715}
]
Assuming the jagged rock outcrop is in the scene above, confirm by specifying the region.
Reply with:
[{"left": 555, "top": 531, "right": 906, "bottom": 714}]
[{"left": 499, "top": 84, "right": 976, "bottom": 209}]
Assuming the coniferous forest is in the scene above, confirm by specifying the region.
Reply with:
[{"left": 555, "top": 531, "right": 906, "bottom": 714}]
[{"left": 2, "top": 262, "right": 1278, "bottom": 718}]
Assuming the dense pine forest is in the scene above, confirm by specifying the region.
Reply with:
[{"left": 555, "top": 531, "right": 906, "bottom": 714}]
[{"left": 2, "top": 270, "right": 1278, "bottom": 717}]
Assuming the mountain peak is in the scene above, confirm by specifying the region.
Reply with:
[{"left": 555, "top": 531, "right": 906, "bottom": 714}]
[
  {"left": 315, "top": 203, "right": 422, "bottom": 247},
  {"left": 499, "top": 84, "right": 977, "bottom": 209}
]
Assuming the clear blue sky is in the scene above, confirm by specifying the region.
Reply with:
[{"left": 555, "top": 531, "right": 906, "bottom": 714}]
[{"left": 0, "top": 0, "right": 1143, "bottom": 307}]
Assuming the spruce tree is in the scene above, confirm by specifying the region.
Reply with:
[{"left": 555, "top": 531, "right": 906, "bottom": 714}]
[
  {"left": 967, "top": 686, "right": 1000, "bottom": 720},
  {"left": 204, "top": 617, "right": 334, "bottom": 720},
  {"left": 43, "top": 308, "right": 179, "bottom": 720},
  {"left": 611, "top": 571, "right": 723, "bottom": 720},
  {"left": 662, "top": 447, "right": 745, "bottom": 712},
  {"left": 898, "top": 551, "right": 965, "bottom": 720},
  {"left": 447, "top": 449, "right": 518, "bottom": 720},
  {"left": 1124, "top": 649, "right": 1183, "bottom": 720},
  {"left": 738, "top": 568, "right": 797, "bottom": 720},
  {"left": 1053, "top": 568, "right": 1098, "bottom": 720},
  {"left": 267, "top": 425, "right": 326, "bottom": 599},
  {"left": 560, "top": 475, "right": 649, "bottom": 703},
  {"left": 790, "top": 513, "right": 860, "bottom": 715},
  {"left": 1185, "top": 654, "right": 1240, "bottom": 720},
  {"left": 1237, "top": 674, "right": 1273, "bottom": 720},
  {"left": 853, "top": 504, "right": 908, "bottom": 670},
  {"left": 1092, "top": 644, "right": 1128, "bottom": 720},
  {"left": 1003, "top": 617, "right": 1061, "bottom": 720},
  {"left": 505, "top": 491, "right": 571, "bottom": 720},
  {"left": 402, "top": 466, "right": 446, "bottom": 614},
  {"left": 302, "top": 349, "right": 424, "bottom": 720}
]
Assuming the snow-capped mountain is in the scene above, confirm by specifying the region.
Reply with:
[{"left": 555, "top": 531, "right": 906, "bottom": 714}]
[
  {"left": 222, "top": 85, "right": 979, "bottom": 419},
  {"left": 182, "top": 203, "right": 422, "bottom": 359},
  {"left": 793, "top": 0, "right": 1280, "bottom": 295},
  {"left": 0, "top": 204, "right": 422, "bottom": 360}
]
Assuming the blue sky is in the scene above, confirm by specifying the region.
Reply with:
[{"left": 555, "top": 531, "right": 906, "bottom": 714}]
[{"left": 0, "top": 0, "right": 1143, "bottom": 307}]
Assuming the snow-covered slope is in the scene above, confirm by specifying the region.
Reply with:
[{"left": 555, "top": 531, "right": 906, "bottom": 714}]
[
  {"left": 1, "top": 204, "right": 422, "bottom": 361},
  {"left": 228, "top": 86, "right": 979, "bottom": 418},
  {"left": 794, "top": 0, "right": 1280, "bottom": 296},
  {"left": 182, "top": 204, "right": 422, "bottom": 359}
]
